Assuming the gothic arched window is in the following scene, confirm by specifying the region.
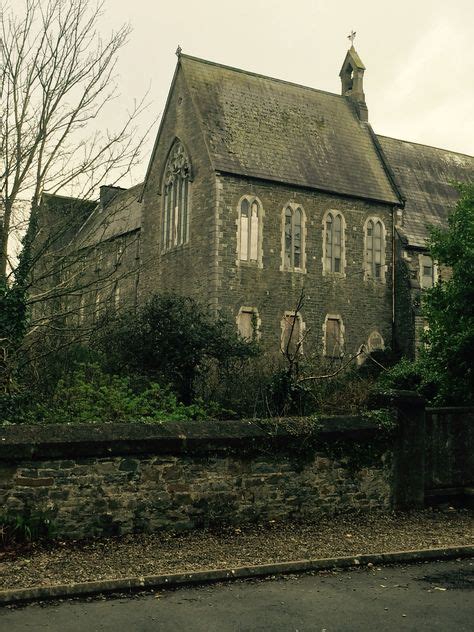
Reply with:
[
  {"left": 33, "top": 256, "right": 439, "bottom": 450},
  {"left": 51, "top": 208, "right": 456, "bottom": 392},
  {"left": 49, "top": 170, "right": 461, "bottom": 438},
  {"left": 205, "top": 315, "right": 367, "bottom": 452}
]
[
  {"left": 238, "top": 196, "right": 262, "bottom": 263},
  {"left": 324, "top": 211, "right": 344, "bottom": 274},
  {"left": 365, "top": 218, "right": 385, "bottom": 280},
  {"left": 283, "top": 205, "right": 304, "bottom": 270},
  {"left": 162, "top": 140, "right": 191, "bottom": 251}
]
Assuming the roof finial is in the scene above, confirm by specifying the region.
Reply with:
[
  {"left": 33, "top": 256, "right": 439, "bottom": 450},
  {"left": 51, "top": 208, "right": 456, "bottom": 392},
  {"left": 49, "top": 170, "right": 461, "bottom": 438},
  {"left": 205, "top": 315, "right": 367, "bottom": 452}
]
[
  {"left": 347, "top": 30, "right": 356, "bottom": 47},
  {"left": 175, "top": 45, "right": 182, "bottom": 57}
]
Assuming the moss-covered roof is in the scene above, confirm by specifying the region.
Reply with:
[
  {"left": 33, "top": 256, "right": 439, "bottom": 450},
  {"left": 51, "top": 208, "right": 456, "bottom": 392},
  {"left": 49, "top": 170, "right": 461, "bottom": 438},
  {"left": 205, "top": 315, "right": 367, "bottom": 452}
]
[
  {"left": 180, "top": 55, "right": 400, "bottom": 204},
  {"left": 377, "top": 136, "right": 474, "bottom": 247}
]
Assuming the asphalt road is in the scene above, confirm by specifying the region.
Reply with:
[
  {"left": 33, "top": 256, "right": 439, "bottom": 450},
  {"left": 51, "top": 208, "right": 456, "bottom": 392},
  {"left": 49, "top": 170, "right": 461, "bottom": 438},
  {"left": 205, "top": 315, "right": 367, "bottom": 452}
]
[{"left": 1, "top": 559, "right": 473, "bottom": 631}]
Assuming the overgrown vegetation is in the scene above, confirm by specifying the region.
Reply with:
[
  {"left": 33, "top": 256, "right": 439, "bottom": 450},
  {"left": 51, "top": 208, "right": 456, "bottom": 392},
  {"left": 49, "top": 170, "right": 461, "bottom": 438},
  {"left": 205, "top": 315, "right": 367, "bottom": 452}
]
[
  {"left": 96, "top": 294, "right": 257, "bottom": 404},
  {"left": 0, "top": 509, "right": 56, "bottom": 547},
  {"left": 5, "top": 180, "right": 471, "bottom": 425},
  {"left": 1, "top": 291, "right": 389, "bottom": 425},
  {"left": 379, "top": 182, "right": 474, "bottom": 405}
]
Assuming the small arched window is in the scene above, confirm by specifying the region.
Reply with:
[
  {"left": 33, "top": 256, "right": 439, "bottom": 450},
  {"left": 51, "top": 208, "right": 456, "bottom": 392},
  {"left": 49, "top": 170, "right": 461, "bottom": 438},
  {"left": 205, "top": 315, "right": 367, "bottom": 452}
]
[
  {"left": 368, "top": 330, "right": 385, "bottom": 352},
  {"left": 162, "top": 140, "right": 191, "bottom": 251},
  {"left": 324, "top": 211, "right": 344, "bottom": 274},
  {"left": 238, "top": 197, "right": 262, "bottom": 263},
  {"left": 365, "top": 218, "right": 385, "bottom": 280},
  {"left": 283, "top": 205, "right": 304, "bottom": 270}
]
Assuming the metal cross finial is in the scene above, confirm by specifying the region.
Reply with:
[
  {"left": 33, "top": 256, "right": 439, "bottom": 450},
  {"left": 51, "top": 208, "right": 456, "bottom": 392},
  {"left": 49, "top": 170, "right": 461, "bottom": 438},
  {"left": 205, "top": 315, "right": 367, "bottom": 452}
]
[
  {"left": 347, "top": 30, "right": 356, "bottom": 46},
  {"left": 175, "top": 45, "right": 182, "bottom": 57}
]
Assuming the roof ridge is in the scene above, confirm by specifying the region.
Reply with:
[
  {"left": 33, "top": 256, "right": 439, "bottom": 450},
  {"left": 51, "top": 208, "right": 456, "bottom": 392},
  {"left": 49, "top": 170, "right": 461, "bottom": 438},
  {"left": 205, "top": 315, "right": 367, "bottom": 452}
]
[
  {"left": 377, "top": 134, "right": 473, "bottom": 159},
  {"left": 42, "top": 192, "right": 88, "bottom": 202},
  {"left": 180, "top": 53, "right": 344, "bottom": 100}
]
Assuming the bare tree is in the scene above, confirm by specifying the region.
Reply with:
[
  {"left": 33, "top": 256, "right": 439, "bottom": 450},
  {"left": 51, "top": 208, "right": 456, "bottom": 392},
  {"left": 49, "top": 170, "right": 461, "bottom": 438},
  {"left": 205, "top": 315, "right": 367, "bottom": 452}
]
[
  {"left": 0, "top": 0, "right": 154, "bottom": 393},
  {"left": 0, "top": 0, "right": 151, "bottom": 280}
]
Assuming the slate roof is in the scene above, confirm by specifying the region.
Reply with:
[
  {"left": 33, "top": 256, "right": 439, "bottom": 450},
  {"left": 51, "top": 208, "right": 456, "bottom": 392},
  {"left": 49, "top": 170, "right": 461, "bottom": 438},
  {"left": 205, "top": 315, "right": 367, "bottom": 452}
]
[
  {"left": 76, "top": 183, "right": 142, "bottom": 248},
  {"left": 180, "top": 55, "right": 400, "bottom": 204},
  {"left": 377, "top": 136, "right": 474, "bottom": 247}
]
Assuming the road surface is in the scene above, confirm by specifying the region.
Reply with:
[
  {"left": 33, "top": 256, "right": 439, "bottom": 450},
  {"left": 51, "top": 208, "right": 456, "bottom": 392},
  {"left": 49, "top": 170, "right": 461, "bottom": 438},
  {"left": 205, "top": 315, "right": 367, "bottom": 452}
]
[{"left": 1, "top": 558, "right": 472, "bottom": 631}]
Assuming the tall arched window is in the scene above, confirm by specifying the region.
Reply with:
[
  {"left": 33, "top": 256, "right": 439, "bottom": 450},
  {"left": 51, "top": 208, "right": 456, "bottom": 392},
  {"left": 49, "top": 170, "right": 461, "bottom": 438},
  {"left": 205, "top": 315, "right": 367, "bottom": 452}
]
[
  {"left": 283, "top": 204, "right": 304, "bottom": 271},
  {"left": 365, "top": 218, "right": 385, "bottom": 280},
  {"left": 161, "top": 140, "right": 191, "bottom": 251},
  {"left": 238, "top": 196, "right": 262, "bottom": 263},
  {"left": 324, "top": 211, "right": 344, "bottom": 274}
]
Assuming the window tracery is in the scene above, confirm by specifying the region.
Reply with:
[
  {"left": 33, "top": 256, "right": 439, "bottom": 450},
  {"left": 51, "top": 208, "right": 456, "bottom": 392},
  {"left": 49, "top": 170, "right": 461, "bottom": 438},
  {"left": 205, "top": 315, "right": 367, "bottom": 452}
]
[{"left": 162, "top": 140, "right": 191, "bottom": 251}]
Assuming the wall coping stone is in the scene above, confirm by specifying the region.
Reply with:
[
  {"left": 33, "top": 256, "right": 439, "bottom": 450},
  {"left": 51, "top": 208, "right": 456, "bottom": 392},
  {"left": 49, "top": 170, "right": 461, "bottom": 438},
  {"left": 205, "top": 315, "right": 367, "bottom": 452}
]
[{"left": 0, "top": 416, "right": 380, "bottom": 461}]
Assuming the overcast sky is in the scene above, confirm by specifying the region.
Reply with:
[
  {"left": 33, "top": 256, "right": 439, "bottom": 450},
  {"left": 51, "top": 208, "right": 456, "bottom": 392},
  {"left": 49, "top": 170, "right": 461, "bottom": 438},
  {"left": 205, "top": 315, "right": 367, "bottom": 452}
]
[{"left": 101, "top": 0, "right": 473, "bottom": 186}]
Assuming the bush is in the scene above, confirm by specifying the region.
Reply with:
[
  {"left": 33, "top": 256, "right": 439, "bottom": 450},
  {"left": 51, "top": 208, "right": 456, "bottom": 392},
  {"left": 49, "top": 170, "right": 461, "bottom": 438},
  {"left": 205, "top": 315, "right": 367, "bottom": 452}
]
[
  {"left": 96, "top": 293, "right": 258, "bottom": 404},
  {"left": 1, "top": 364, "right": 226, "bottom": 425},
  {"left": 376, "top": 357, "right": 439, "bottom": 402},
  {"left": 421, "top": 182, "right": 474, "bottom": 404}
]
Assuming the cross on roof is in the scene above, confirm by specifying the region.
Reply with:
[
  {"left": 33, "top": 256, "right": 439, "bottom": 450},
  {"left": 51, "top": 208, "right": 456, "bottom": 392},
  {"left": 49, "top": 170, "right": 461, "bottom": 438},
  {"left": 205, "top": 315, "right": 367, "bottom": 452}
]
[{"left": 347, "top": 30, "right": 356, "bottom": 46}]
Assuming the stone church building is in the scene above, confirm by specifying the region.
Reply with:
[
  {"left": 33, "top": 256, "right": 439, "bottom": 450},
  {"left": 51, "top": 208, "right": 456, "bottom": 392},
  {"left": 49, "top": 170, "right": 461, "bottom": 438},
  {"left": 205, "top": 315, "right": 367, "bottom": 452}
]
[{"left": 34, "top": 46, "right": 473, "bottom": 360}]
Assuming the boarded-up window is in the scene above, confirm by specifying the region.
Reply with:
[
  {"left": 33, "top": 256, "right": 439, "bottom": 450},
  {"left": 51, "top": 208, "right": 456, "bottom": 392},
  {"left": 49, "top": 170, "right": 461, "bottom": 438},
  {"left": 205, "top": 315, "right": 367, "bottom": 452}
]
[
  {"left": 237, "top": 308, "right": 258, "bottom": 341},
  {"left": 420, "top": 255, "right": 434, "bottom": 288},
  {"left": 282, "top": 314, "right": 302, "bottom": 355},
  {"left": 325, "top": 317, "right": 342, "bottom": 357}
]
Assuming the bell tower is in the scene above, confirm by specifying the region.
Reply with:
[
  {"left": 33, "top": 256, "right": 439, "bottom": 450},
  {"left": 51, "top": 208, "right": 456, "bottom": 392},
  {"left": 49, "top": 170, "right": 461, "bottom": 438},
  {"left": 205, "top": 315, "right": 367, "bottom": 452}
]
[{"left": 339, "top": 33, "right": 368, "bottom": 122}]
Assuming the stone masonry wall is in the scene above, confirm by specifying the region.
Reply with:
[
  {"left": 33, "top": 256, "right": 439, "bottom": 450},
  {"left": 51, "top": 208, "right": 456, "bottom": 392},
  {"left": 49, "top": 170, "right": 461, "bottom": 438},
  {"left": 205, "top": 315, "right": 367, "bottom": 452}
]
[
  {"left": 216, "top": 174, "right": 394, "bottom": 355},
  {"left": 139, "top": 66, "right": 219, "bottom": 309},
  {"left": 0, "top": 418, "right": 392, "bottom": 540}
]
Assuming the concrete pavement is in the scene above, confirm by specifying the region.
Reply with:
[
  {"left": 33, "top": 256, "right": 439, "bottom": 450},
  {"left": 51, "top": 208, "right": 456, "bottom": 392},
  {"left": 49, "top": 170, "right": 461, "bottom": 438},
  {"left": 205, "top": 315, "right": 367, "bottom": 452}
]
[{"left": 1, "top": 558, "right": 472, "bottom": 631}]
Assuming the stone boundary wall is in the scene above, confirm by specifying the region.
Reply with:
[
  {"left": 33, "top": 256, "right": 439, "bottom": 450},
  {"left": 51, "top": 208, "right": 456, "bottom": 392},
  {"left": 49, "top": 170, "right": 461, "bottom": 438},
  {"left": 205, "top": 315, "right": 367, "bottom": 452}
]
[{"left": 0, "top": 417, "right": 394, "bottom": 539}]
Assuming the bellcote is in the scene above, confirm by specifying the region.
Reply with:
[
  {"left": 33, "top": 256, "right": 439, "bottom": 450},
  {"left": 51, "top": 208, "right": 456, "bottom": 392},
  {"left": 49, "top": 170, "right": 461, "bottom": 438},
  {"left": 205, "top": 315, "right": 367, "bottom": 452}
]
[{"left": 339, "top": 46, "right": 368, "bottom": 122}]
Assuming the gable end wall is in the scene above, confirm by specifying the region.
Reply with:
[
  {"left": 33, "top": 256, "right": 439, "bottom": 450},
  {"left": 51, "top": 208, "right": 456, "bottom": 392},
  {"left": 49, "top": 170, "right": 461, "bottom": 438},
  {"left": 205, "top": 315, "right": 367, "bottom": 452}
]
[{"left": 139, "top": 67, "right": 218, "bottom": 308}]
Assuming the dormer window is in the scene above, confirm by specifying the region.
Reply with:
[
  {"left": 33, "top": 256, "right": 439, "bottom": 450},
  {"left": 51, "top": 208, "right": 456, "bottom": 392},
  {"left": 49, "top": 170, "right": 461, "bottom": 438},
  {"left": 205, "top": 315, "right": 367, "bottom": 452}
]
[{"left": 161, "top": 140, "right": 191, "bottom": 252}]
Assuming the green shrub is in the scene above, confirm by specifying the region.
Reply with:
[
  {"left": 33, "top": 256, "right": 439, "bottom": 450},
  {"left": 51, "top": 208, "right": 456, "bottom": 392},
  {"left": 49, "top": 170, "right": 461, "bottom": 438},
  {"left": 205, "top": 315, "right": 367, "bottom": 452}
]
[
  {"left": 0, "top": 509, "right": 56, "bottom": 546},
  {"left": 376, "top": 357, "right": 438, "bottom": 402},
  {"left": 2, "top": 364, "right": 227, "bottom": 425},
  {"left": 96, "top": 293, "right": 258, "bottom": 404}
]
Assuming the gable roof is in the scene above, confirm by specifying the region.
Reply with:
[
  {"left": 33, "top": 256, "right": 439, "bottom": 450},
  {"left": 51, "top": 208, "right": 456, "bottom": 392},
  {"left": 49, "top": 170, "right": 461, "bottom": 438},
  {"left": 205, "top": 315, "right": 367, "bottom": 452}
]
[
  {"left": 76, "top": 183, "right": 142, "bottom": 249},
  {"left": 377, "top": 136, "right": 474, "bottom": 247},
  {"left": 179, "top": 55, "right": 400, "bottom": 205}
]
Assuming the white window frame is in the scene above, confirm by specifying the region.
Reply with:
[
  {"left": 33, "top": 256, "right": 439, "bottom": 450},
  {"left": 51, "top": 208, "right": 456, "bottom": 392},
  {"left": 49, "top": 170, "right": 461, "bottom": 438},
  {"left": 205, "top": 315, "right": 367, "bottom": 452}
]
[
  {"left": 322, "top": 210, "right": 346, "bottom": 276},
  {"left": 280, "top": 203, "right": 306, "bottom": 272},
  {"left": 236, "top": 195, "right": 264, "bottom": 267},
  {"left": 363, "top": 217, "right": 387, "bottom": 282}
]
